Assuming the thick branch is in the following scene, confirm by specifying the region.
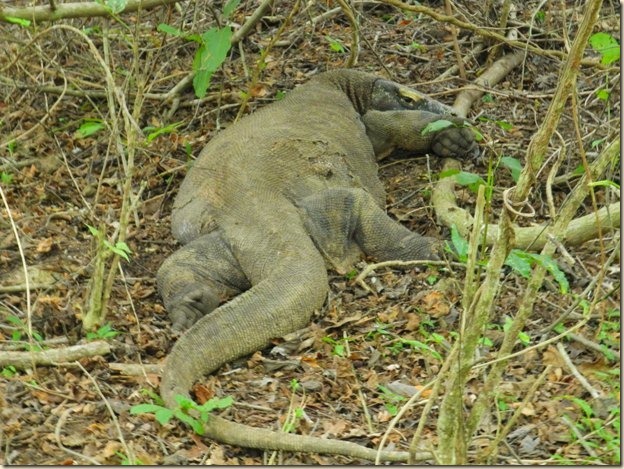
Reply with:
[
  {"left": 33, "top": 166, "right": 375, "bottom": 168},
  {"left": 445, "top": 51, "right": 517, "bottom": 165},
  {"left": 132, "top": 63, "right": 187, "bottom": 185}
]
[
  {"left": 433, "top": 159, "right": 620, "bottom": 250},
  {"left": 0, "top": 341, "right": 111, "bottom": 368},
  {"left": 0, "top": 0, "right": 180, "bottom": 23}
]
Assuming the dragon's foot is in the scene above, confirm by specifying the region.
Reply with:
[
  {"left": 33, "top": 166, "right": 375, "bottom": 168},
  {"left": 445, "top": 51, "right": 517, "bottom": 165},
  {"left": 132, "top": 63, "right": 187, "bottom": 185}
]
[{"left": 167, "top": 285, "right": 220, "bottom": 331}]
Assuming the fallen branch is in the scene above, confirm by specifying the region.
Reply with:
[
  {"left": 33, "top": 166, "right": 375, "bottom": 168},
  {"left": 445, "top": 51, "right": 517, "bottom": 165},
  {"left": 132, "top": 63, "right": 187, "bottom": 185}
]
[
  {"left": 0, "top": 341, "right": 111, "bottom": 368},
  {"left": 109, "top": 362, "right": 162, "bottom": 375},
  {"left": 432, "top": 159, "right": 620, "bottom": 250},
  {"left": 354, "top": 259, "right": 464, "bottom": 292},
  {"left": 0, "top": 0, "right": 180, "bottom": 23}
]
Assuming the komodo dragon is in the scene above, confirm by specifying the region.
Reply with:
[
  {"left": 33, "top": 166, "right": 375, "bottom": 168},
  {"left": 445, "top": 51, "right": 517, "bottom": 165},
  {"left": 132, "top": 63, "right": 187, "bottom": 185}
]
[{"left": 157, "top": 69, "right": 478, "bottom": 461}]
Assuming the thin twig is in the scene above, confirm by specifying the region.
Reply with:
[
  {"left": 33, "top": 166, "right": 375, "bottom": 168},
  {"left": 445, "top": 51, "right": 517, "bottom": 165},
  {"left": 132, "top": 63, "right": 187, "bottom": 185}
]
[
  {"left": 75, "top": 361, "right": 135, "bottom": 462},
  {"left": 556, "top": 342, "right": 602, "bottom": 399},
  {"left": 355, "top": 259, "right": 464, "bottom": 292}
]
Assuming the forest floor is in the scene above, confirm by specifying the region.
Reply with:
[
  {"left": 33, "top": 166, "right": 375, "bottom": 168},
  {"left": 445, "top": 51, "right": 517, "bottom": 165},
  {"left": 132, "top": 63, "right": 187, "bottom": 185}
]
[{"left": 0, "top": 0, "right": 620, "bottom": 465}]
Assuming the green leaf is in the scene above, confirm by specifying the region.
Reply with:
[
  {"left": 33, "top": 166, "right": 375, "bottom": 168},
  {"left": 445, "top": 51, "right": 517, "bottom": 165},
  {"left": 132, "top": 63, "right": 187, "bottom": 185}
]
[
  {"left": 505, "top": 250, "right": 569, "bottom": 294},
  {"left": 1, "top": 172, "right": 14, "bottom": 184},
  {"left": 590, "top": 137, "right": 606, "bottom": 149},
  {"left": 114, "top": 241, "right": 132, "bottom": 260},
  {"left": 85, "top": 224, "right": 100, "bottom": 237},
  {"left": 570, "top": 397, "right": 594, "bottom": 418},
  {"left": 193, "top": 27, "right": 233, "bottom": 98},
  {"left": 144, "top": 121, "right": 183, "bottom": 143},
  {"left": 157, "top": 23, "right": 184, "bottom": 37},
  {"left": 450, "top": 224, "right": 469, "bottom": 262},
  {"left": 173, "top": 409, "right": 205, "bottom": 435},
  {"left": 198, "top": 396, "right": 234, "bottom": 413},
  {"left": 504, "top": 249, "right": 532, "bottom": 278},
  {"left": 174, "top": 394, "right": 196, "bottom": 410},
  {"left": 439, "top": 168, "right": 460, "bottom": 179},
  {"left": 5, "top": 16, "right": 31, "bottom": 27},
  {"left": 105, "top": 0, "right": 128, "bottom": 14},
  {"left": 154, "top": 407, "right": 175, "bottom": 425},
  {"left": 222, "top": 0, "right": 242, "bottom": 19},
  {"left": 130, "top": 403, "right": 167, "bottom": 415},
  {"left": 325, "top": 36, "right": 345, "bottom": 53},
  {"left": 596, "top": 89, "right": 610, "bottom": 101},
  {"left": 531, "top": 253, "right": 569, "bottom": 294},
  {"left": 500, "top": 156, "right": 523, "bottom": 182},
  {"left": 76, "top": 120, "right": 105, "bottom": 139},
  {"left": 421, "top": 119, "right": 455, "bottom": 136},
  {"left": 453, "top": 170, "right": 486, "bottom": 192},
  {"left": 589, "top": 32, "right": 620, "bottom": 65}
]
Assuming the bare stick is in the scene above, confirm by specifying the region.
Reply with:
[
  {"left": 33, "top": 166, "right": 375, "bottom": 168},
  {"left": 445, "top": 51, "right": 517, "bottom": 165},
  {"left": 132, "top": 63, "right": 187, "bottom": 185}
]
[
  {"left": 0, "top": 0, "right": 181, "bottom": 23},
  {"left": 0, "top": 341, "right": 111, "bottom": 368},
  {"left": 556, "top": 343, "right": 602, "bottom": 399},
  {"left": 231, "top": 0, "right": 274, "bottom": 46},
  {"left": 354, "top": 259, "right": 464, "bottom": 292}
]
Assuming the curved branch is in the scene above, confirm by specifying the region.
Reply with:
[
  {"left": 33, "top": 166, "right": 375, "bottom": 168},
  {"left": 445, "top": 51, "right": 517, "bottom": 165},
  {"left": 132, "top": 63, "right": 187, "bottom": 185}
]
[{"left": 433, "top": 159, "right": 620, "bottom": 250}]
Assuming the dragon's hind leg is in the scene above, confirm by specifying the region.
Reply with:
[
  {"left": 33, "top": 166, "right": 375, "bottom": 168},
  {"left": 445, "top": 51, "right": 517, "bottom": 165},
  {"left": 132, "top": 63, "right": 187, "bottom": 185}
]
[
  {"left": 299, "top": 187, "right": 440, "bottom": 269},
  {"left": 157, "top": 231, "right": 250, "bottom": 330}
]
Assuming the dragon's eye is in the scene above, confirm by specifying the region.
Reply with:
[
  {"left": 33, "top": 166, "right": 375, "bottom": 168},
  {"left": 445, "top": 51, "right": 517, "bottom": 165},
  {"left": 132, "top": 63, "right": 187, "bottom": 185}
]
[{"left": 398, "top": 94, "right": 414, "bottom": 106}]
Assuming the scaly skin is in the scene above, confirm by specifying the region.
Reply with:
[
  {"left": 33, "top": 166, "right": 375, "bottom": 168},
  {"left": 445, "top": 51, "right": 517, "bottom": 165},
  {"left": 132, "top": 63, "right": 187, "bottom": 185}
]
[{"left": 157, "top": 69, "right": 478, "bottom": 461}]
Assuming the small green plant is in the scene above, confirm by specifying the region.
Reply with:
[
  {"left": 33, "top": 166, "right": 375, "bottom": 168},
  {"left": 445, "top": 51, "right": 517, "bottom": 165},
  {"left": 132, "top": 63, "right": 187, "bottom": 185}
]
[
  {"left": 589, "top": 32, "right": 620, "bottom": 66},
  {"left": 481, "top": 93, "right": 494, "bottom": 103},
  {"left": 426, "top": 274, "right": 438, "bottom": 285},
  {"left": 85, "top": 322, "right": 119, "bottom": 340},
  {"left": 344, "top": 269, "right": 358, "bottom": 280},
  {"left": 131, "top": 394, "right": 234, "bottom": 435},
  {"left": 502, "top": 317, "right": 530, "bottom": 346},
  {"left": 1, "top": 365, "right": 18, "bottom": 378},
  {"left": 439, "top": 167, "right": 486, "bottom": 194},
  {"left": 322, "top": 336, "right": 349, "bottom": 357},
  {"left": 377, "top": 385, "right": 407, "bottom": 416},
  {"left": 477, "top": 115, "right": 514, "bottom": 131},
  {"left": 596, "top": 308, "right": 620, "bottom": 361},
  {"left": 1, "top": 171, "right": 13, "bottom": 185},
  {"left": 500, "top": 156, "right": 523, "bottom": 183},
  {"left": 325, "top": 35, "right": 346, "bottom": 53},
  {"left": 588, "top": 32, "right": 619, "bottom": 106},
  {"left": 564, "top": 396, "right": 620, "bottom": 464},
  {"left": 158, "top": 0, "right": 241, "bottom": 98},
  {"left": 504, "top": 249, "right": 569, "bottom": 293},
  {"left": 75, "top": 119, "right": 105, "bottom": 139},
  {"left": 115, "top": 451, "right": 143, "bottom": 466},
  {"left": 6, "top": 314, "right": 44, "bottom": 350},
  {"left": 5, "top": 16, "right": 31, "bottom": 27},
  {"left": 445, "top": 224, "right": 469, "bottom": 262},
  {"left": 275, "top": 90, "right": 287, "bottom": 100},
  {"left": 86, "top": 224, "right": 132, "bottom": 261},
  {"left": 6, "top": 140, "right": 17, "bottom": 155},
  {"left": 143, "top": 121, "right": 183, "bottom": 143}
]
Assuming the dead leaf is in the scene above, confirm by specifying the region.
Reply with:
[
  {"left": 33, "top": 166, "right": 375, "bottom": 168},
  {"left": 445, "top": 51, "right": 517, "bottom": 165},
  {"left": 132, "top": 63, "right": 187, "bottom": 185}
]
[
  {"left": 36, "top": 237, "right": 54, "bottom": 253},
  {"left": 542, "top": 345, "right": 565, "bottom": 367},
  {"left": 415, "top": 290, "right": 451, "bottom": 317},
  {"left": 405, "top": 312, "right": 421, "bottom": 331},
  {"left": 192, "top": 383, "right": 214, "bottom": 404},
  {"left": 322, "top": 419, "right": 349, "bottom": 437}
]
